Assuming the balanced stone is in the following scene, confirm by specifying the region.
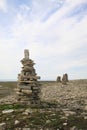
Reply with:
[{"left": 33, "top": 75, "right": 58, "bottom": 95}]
[{"left": 24, "top": 49, "right": 29, "bottom": 59}]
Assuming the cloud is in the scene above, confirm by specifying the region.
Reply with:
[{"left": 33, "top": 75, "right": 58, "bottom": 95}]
[
  {"left": 0, "top": 0, "right": 87, "bottom": 80},
  {"left": 0, "top": 0, "right": 7, "bottom": 12}
]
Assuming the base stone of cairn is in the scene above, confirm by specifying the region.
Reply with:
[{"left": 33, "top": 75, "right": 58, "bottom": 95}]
[{"left": 17, "top": 49, "right": 41, "bottom": 105}]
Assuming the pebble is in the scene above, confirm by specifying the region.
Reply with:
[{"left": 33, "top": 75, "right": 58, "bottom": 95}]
[
  {"left": 84, "top": 116, "right": 87, "bottom": 119},
  {"left": 46, "top": 120, "right": 51, "bottom": 124},
  {"left": 63, "top": 122, "right": 67, "bottom": 126},
  {"left": 15, "top": 120, "right": 20, "bottom": 125}
]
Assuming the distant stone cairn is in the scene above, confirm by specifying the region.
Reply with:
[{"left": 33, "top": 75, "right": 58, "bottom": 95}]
[
  {"left": 17, "top": 49, "right": 41, "bottom": 105},
  {"left": 62, "top": 73, "right": 68, "bottom": 84},
  {"left": 56, "top": 76, "right": 61, "bottom": 82}
]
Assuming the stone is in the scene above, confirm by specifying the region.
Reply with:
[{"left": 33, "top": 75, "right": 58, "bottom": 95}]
[
  {"left": 22, "top": 111, "right": 29, "bottom": 115},
  {"left": 63, "top": 122, "right": 67, "bottom": 126},
  {"left": 24, "top": 49, "right": 29, "bottom": 59},
  {"left": 15, "top": 120, "right": 20, "bottom": 125},
  {"left": 70, "top": 126, "right": 77, "bottom": 130},
  {"left": 16, "top": 91, "right": 24, "bottom": 96},
  {"left": 23, "top": 128, "right": 30, "bottom": 130},
  {"left": 0, "top": 123, "right": 6, "bottom": 130},
  {"left": 2, "top": 109, "right": 14, "bottom": 114},
  {"left": 84, "top": 105, "right": 87, "bottom": 111},
  {"left": 0, "top": 85, "right": 2, "bottom": 87},
  {"left": 46, "top": 120, "right": 51, "bottom": 124},
  {"left": 22, "top": 90, "right": 32, "bottom": 95},
  {"left": 24, "top": 108, "right": 33, "bottom": 115},
  {"left": 17, "top": 85, "right": 31, "bottom": 90},
  {"left": 84, "top": 116, "right": 87, "bottom": 119}
]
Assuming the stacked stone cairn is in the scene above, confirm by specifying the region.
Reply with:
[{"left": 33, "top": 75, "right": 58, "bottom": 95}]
[
  {"left": 62, "top": 73, "right": 68, "bottom": 85},
  {"left": 56, "top": 76, "right": 61, "bottom": 82},
  {"left": 17, "top": 49, "right": 41, "bottom": 105}
]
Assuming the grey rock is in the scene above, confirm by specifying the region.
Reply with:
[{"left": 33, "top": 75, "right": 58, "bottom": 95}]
[
  {"left": 15, "top": 120, "right": 20, "bottom": 125},
  {"left": 2, "top": 109, "right": 14, "bottom": 114},
  {"left": 0, "top": 123, "right": 6, "bottom": 130}
]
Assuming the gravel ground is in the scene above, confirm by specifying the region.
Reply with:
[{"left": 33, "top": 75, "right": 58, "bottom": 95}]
[
  {"left": 40, "top": 80, "right": 87, "bottom": 109},
  {"left": 0, "top": 80, "right": 87, "bottom": 109}
]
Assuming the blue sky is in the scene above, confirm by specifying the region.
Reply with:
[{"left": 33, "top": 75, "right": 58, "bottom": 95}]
[{"left": 0, "top": 0, "right": 87, "bottom": 81}]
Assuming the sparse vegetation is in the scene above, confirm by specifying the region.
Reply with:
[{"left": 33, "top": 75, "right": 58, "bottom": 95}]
[
  {"left": 0, "top": 80, "right": 87, "bottom": 129},
  {"left": 0, "top": 105, "right": 87, "bottom": 129},
  {"left": 0, "top": 104, "right": 26, "bottom": 110},
  {"left": 0, "top": 81, "right": 17, "bottom": 88}
]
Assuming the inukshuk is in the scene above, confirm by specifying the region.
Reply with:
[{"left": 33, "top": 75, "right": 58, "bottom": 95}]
[{"left": 17, "top": 49, "right": 41, "bottom": 105}]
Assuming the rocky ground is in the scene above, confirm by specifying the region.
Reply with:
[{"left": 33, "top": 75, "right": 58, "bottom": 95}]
[
  {"left": 41, "top": 80, "right": 87, "bottom": 110},
  {"left": 0, "top": 80, "right": 87, "bottom": 130}
]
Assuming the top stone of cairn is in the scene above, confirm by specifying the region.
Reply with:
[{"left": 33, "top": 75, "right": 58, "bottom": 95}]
[{"left": 24, "top": 49, "right": 29, "bottom": 59}]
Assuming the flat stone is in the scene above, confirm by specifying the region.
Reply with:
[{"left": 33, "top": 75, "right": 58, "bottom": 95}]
[
  {"left": 18, "top": 85, "right": 31, "bottom": 90},
  {"left": 22, "top": 89, "right": 32, "bottom": 95},
  {"left": 23, "top": 128, "right": 30, "bottom": 130},
  {"left": 2, "top": 109, "right": 14, "bottom": 114},
  {"left": 32, "top": 86, "right": 39, "bottom": 90}
]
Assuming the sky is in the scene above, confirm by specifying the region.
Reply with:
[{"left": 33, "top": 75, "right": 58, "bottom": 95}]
[{"left": 0, "top": 0, "right": 87, "bottom": 81}]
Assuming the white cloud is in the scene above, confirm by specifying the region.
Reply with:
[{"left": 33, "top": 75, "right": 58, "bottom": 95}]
[
  {"left": 0, "top": 0, "right": 7, "bottom": 12},
  {"left": 66, "top": 0, "right": 86, "bottom": 6},
  {"left": 0, "top": 0, "right": 87, "bottom": 80},
  {"left": 20, "top": 4, "right": 30, "bottom": 11}
]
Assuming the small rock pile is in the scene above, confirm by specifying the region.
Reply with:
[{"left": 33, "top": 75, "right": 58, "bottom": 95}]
[{"left": 17, "top": 49, "right": 41, "bottom": 105}]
